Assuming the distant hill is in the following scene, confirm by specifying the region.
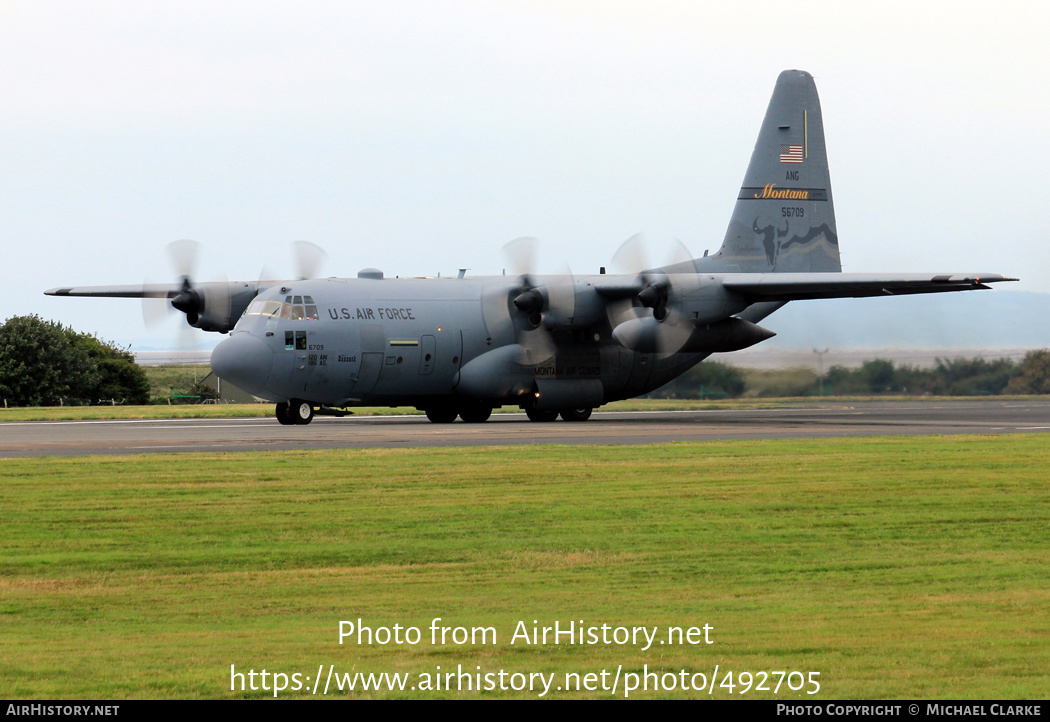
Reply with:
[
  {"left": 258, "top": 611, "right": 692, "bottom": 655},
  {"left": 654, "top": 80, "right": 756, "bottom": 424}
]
[{"left": 750, "top": 290, "right": 1049, "bottom": 349}]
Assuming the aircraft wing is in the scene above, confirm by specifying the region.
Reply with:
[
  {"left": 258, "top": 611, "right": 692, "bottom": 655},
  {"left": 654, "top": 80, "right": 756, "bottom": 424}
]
[
  {"left": 720, "top": 273, "right": 1017, "bottom": 302},
  {"left": 45, "top": 280, "right": 274, "bottom": 334},
  {"left": 44, "top": 284, "right": 183, "bottom": 298}
]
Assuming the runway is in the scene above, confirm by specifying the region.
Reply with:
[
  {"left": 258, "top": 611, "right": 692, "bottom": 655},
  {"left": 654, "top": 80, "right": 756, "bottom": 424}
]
[{"left": 2, "top": 400, "right": 1049, "bottom": 457}]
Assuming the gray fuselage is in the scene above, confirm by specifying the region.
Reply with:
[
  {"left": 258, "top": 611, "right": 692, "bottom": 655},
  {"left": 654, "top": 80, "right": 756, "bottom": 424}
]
[{"left": 216, "top": 274, "right": 709, "bottom": 410}]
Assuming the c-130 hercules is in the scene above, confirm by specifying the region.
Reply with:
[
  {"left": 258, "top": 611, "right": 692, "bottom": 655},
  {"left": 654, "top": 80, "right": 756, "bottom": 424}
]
[{"left": 47, "top": 70, "right": 1016, "bottom": 424}]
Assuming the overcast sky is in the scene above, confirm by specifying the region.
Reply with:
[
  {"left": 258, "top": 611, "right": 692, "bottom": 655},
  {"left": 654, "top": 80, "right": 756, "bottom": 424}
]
[{"left": 3, "top": 0, "right": 1047, "bottom": 349}]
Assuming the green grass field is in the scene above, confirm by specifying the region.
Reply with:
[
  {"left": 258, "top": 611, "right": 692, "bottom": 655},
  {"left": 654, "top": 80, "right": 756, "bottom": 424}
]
[{"left": 1, "top": 436, "right": 1047, "bottom": 699}]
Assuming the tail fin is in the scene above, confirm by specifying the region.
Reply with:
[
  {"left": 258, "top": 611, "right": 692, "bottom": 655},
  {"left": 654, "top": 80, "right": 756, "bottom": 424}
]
[{"left": 704, "top": 70, "right": 840, "bottom": 273}]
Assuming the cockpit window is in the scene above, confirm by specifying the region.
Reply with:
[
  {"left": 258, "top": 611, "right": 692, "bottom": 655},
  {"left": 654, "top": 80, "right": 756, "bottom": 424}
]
[
  {"left": 246, "top": 299, "right": 282, "bottom": 317},
  {"left": 246, "top": 296, "right": 319, "bottom": 320}
]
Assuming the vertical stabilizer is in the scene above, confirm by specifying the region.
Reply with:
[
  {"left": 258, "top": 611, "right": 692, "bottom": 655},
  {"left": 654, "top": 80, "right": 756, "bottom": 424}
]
[{"left": 705, "top": 70, "right": 840, "bottom": 273}]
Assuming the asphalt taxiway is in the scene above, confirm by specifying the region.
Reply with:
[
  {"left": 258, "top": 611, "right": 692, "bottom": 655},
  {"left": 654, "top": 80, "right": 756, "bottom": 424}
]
[{"left": 2, "top": 400, "right": 1049, "bottom": 457}]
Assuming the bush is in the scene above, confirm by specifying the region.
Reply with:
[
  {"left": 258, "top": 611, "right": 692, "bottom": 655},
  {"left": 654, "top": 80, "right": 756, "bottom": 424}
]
[
  {"left": 820, "top": 356, "right": 1023, "bottom": 397},
  {"left": 1004, "top": 350, "right": 1050, "bottom": 394},
  {"left": 0, "top": 315, "right": 150, "bottom": 406},
  {"left": 648, "top": 361, "right": 746, "bottom": 399}
]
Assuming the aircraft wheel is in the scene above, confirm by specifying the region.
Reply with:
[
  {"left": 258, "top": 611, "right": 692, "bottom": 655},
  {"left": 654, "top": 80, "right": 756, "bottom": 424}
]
[
  {"left": 289, "top": 399, "right": 315, "bottom": 425},
  {"left": 275, "top": 402, "right": 296, "bottom": 425},
  {"left": 525, "top": 408, "right": 559, "bottom": 422},
  {"left": 425, "top": 407, "right": 458, "bottom": 423},
  {"left": 459, "top": 405, "right": 492, "bottom": 423},
  {"left": 560, "top": 408, "right": 592, "bottom": 422}
]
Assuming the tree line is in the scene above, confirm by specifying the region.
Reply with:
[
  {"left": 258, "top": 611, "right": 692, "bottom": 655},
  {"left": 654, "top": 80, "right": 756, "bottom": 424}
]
[
  {"left": 3, "top": 314, "right": 1049, "bottom": 406},
  {"left": 0, "top": 315, "right": 150, "bottom": 406},
  {"left": 651, "top": 351, "right": 1050, "bottom": 399}
]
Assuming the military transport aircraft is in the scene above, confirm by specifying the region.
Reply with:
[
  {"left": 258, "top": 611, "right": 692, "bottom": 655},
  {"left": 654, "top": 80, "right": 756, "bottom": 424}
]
[{"left": 46, "top": 70, "right": 1016, "bottom": 425}]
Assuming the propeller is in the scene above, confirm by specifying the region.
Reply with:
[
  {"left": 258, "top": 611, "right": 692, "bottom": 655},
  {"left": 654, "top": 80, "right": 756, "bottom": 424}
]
[
  {"left": 168, "top": 238, "right": 200, "bottom": 280},
  {"left": 141, "top": 240, "right": 213, "bottom": 347},
  {"left": 139, "top": 239, "right": 328, "bottom": 343},
  {"left": 606, "top": 234, "right": 701, "bottom": 356},
  {"left": 499, "top": 237, "right": 576, "bottom": 365},
  {"left": 609, "top": 232, "right": 651, "bottom": 276},
  {"left": 503, "top": 236, "right": 538, "bottom": 282},
  {"left": 142, "top": 239, "right": 199, "bottom": 323},
  {"left": 292, "top": 240, "right": 327, "bottom": 280},
  {"left": 167, "top": 240, "right": 232, "bottom": 334},
  {"left": 140, "top": 284, "right": 172, "bottom": 328}
]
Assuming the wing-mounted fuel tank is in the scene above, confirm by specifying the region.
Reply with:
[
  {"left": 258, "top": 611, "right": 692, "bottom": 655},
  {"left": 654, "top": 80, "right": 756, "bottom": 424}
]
[{"left": 612, "top": 316, "right": 775, "bottom": 354}]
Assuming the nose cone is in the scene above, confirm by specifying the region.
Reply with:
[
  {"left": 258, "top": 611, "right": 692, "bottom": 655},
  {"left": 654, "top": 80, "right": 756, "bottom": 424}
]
[{"left": 211, "top": 333, "right": 274, "bottom": 396}]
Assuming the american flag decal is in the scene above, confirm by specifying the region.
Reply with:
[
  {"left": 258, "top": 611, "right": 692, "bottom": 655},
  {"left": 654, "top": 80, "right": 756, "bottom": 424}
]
[{"left": 780, "top": 144, "right": 803, "bottom": 164}]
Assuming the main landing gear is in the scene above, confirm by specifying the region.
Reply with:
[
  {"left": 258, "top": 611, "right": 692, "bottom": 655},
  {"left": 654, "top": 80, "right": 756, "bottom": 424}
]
[
  {"left": 525, "top": 407, "right": 593, "bottom": 422},
  {"left": 420, "top": 406, "right": 594, "bottom": 423},
  {"left": 276, "top": 399, "right": 314, "bottom": 425},
  {"left": 423, "top": 404, "right": 493, "bottom": 424}
]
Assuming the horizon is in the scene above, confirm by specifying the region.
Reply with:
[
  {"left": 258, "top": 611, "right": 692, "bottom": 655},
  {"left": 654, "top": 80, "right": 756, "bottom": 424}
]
[{"left": 3, "top": 2, "right": 1043, "bottom": 346}]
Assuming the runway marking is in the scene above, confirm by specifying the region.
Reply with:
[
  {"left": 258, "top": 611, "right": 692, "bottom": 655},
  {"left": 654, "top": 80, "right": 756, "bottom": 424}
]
[
  {"left": 0, "top": 418, "right": 274, "bottom": 427},
  {"left": 148, "top": 425, "right": 280, "bottom": 430}
]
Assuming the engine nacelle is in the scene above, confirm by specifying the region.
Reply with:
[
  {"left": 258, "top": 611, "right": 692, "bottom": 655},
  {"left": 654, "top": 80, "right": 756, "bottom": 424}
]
[
  {"left": 172, "top": 282, "right": 260, "bottom": 334},
  {"left": 520, "top": 278, "right": 608, "bottom": 330},
  {"left": 674, "top": 276, "right": 749, "bottom": 324}
]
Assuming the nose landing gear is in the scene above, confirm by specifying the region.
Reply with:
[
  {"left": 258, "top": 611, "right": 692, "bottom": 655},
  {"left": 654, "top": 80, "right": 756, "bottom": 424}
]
[{"left": 276, "top": 399, "right": 315, "bottom": 425}]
